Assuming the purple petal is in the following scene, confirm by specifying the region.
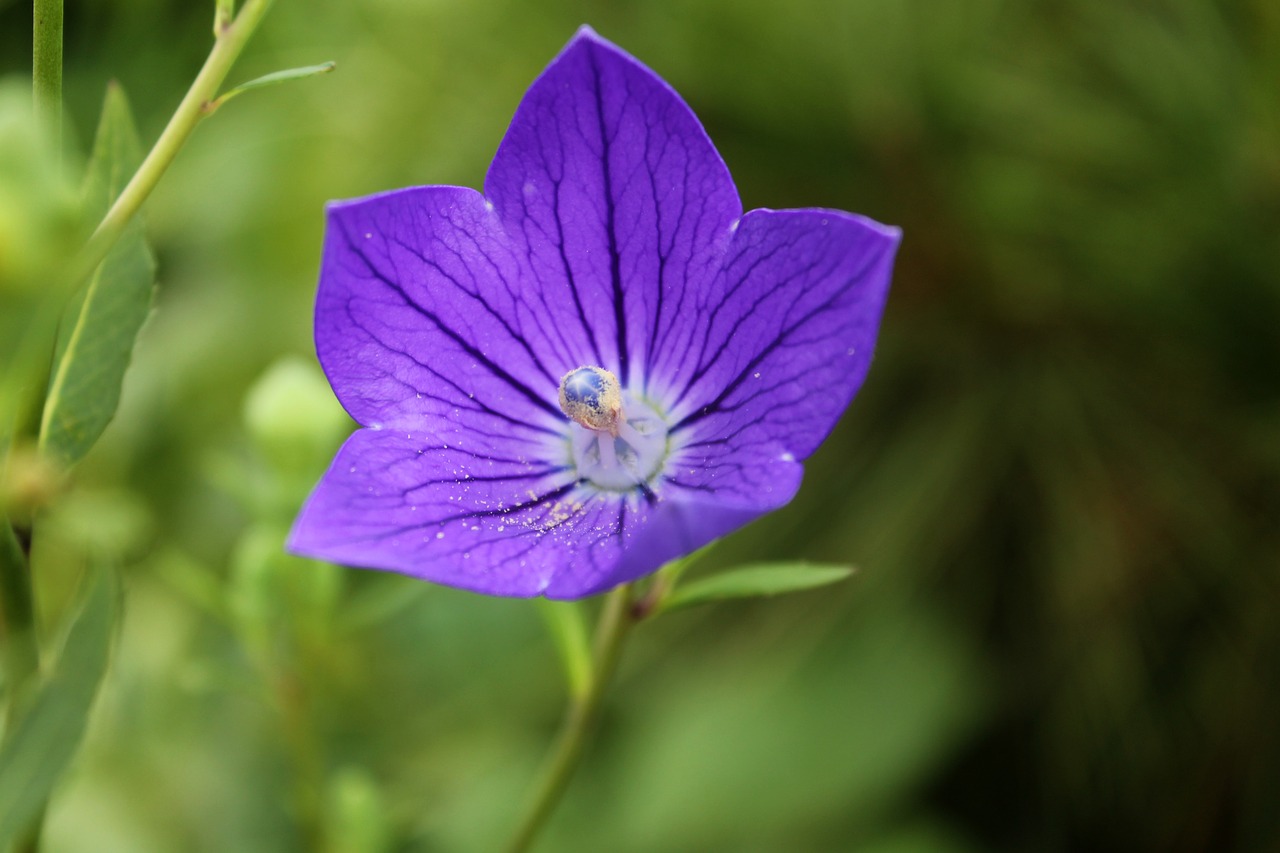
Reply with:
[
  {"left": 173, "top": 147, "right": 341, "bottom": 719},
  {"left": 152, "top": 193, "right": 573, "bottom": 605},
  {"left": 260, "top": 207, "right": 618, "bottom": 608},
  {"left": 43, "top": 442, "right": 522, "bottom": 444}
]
[
  {"left": 289, "top": 429, "right": 575, "bottom": 597},
  {"left": 314, "top": 186, "right": 566, "bottom": 438},
  {"left": 667, "top": 209, "right": 900, "bottom": 461},
  {"left": 604, "top": 457, "right": 804, "bottom": 595},
  {"left": 287, "top": 429, "right": 801, "bottom": 599},
  {"left": 484, "top": 27, "right": 742, "bottom": 390}
]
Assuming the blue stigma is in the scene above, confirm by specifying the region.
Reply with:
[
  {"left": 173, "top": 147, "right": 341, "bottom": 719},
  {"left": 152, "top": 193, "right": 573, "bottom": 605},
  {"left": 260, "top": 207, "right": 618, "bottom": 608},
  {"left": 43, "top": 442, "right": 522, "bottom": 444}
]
[
  {"left": 558, "top": 365, "right": 623, "bottom": 432},
  {"left": 562, "top": 367, "right": 604, "bottom": 407}
]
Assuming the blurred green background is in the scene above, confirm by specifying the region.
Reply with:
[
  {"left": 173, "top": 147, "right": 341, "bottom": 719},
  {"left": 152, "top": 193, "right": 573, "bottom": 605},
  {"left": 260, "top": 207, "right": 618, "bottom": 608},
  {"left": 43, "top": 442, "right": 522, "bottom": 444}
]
[{"left": 2, "top": 0, "right": 1278, "bottom": 850}]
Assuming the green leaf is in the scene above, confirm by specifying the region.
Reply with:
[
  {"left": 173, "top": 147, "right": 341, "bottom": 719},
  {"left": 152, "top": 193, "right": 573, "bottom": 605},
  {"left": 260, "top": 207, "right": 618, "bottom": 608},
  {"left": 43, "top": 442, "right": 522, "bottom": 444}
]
[
  {"left": 0, "top": 520, "right": 37, "bottom": 704},
  {"left": 0, "top": 565, "right": 118, "bottom": 846},
  {"left": 659, "top": 563, "right": 856, "bottom": 615},
  {"left": 39, "top": 84, "right": 155, "bottom": 466},
  {"left": 212, "top": 62, "right": 336, "bottom": 111},
  {"left": 79, "top": 82, "right": 140, "bottom": 222},
  {"left": 534, "top": 599, "right": 591, "bottom": 700}
]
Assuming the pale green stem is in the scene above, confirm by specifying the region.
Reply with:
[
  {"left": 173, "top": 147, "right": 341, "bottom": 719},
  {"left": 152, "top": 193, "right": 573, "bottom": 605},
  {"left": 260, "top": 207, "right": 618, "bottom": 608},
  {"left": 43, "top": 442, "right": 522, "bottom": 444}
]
[
  {"left": 71, "top": 0, "right": 276, "bottom": 288},
  {"left": 505, "top": 585, "right": 635, "bottom": 853},
  {"left": 32, "top": 0, "right": 62, "bottom": 144}
]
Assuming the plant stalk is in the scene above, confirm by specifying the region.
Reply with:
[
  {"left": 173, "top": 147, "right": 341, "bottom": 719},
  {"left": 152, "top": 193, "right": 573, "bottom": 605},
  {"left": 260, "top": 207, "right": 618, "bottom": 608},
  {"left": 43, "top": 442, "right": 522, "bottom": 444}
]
[
  {"left": 71, "top": 0, "right": 276, "bottom": 287},
  {"left": 505, "top": 584, "right": 635, "bottom": 853}
]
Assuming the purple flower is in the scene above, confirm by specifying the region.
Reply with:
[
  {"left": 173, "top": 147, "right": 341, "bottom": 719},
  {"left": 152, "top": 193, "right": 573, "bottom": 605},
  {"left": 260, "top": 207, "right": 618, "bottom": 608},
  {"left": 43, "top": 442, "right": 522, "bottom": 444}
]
[{"left": 287, "top": 27, "right": 900, "bottom": 599}]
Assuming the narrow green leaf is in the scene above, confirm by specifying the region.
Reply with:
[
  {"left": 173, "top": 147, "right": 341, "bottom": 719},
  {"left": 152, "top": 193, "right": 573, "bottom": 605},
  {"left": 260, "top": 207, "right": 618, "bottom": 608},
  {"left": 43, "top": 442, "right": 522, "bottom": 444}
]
[
  {"left": 79, "top": 82, "right": 140, "bottom": 221},
  {"left": 39, "top": 84, "right": 155, "bottom": 466},
  {"left": 0, "top": 565, "right": 118, "bottom": 845},
  {"left": 212, "top": 62, "right": 336, "bottom": 111},
  {"left": 659, "top": 563, "right": 856, "bottom": 615}
]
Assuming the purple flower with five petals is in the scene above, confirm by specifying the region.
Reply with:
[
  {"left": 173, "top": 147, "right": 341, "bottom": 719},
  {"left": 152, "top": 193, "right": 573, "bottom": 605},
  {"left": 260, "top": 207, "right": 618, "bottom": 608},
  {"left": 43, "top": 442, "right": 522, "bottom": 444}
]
[{"left": 287, "top": 27, "right": 900, "bottom": 599}]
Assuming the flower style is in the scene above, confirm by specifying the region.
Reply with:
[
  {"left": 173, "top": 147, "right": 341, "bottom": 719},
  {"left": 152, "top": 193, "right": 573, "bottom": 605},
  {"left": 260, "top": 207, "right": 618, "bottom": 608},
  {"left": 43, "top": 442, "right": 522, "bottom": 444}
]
[{"left": 287, "top": 27, "right": 900, "bottom": 599}]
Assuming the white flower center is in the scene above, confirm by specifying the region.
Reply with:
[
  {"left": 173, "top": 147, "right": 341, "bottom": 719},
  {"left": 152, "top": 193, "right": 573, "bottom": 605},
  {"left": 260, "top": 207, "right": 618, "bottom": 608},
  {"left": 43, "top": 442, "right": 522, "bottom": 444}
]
[
  {"left": 567, "top": 395, "right": 670, "bottom": 491},
  {"left": 558, "top": 367, "right": 670, "bottom": 493}
]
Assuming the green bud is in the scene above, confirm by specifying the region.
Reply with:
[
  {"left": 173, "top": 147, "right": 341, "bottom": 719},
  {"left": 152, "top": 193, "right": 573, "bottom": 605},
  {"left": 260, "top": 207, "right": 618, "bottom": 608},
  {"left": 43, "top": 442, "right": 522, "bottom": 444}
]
[{"left": 243, "top": 356, "right": 350, "bottom": 477}]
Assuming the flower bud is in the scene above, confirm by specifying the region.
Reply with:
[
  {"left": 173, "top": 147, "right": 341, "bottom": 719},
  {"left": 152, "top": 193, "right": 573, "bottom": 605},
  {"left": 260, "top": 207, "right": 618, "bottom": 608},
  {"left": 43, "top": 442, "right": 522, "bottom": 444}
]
[{"left": 243, "top": 357, "right": 350, "bottom": 475}]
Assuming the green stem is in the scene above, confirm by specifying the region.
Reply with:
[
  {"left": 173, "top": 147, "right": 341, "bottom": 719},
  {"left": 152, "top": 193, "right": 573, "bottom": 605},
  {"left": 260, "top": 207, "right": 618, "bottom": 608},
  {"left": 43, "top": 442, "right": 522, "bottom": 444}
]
[
  {"left": 32, "top": 0, "right": 63, "bottom": 143},
  {"left": 71, "top": 0, "right": 276, "bottom": 288},
  {"left": 505, "top": 585, "right": 635, "bottom": 853}
]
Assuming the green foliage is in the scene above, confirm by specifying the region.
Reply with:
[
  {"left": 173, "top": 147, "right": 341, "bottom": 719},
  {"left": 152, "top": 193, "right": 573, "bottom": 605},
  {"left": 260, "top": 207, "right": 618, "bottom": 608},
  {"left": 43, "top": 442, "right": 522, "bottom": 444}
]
[
  {"left": 660, "top": 563, "right": 854, "bottom": 614},
  {"left": 39, "top": 84, "right": 154, "bottom": 466},
  {"left": 0, "top": 566, "right": 117, "bottom": 846}
]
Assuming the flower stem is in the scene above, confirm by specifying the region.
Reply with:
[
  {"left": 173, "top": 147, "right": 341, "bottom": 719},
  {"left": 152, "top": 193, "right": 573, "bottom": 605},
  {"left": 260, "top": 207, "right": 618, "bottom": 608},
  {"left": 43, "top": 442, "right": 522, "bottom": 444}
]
[
  {"left": 70, "top": 0, "right": 276, "bottom": 288},
  {"left": 505, "top": 584, "right": 635, "bottom": 853},
  {"left": 32, "top": 0, "right": 63, "bottom": 144}
]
